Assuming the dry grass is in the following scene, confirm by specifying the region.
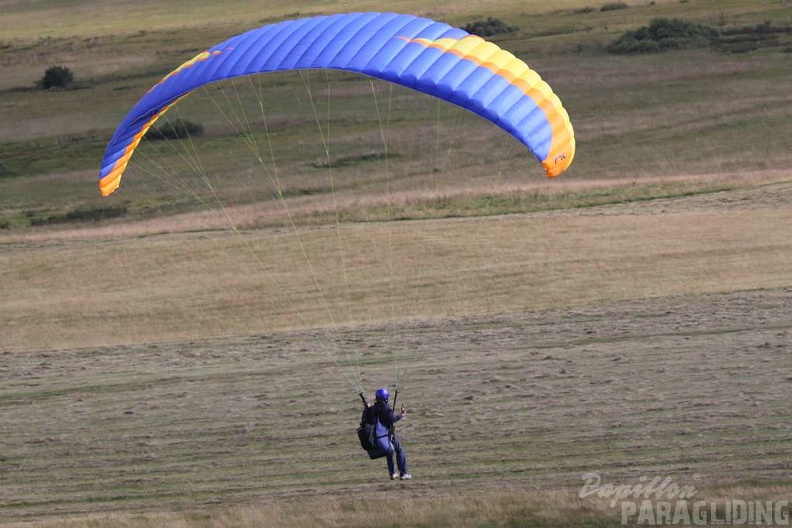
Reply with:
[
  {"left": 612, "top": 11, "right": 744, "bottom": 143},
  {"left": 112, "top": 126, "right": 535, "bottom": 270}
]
[
  {"left": 4, "top": 170, "right": 787, "bottom": 239},
  {"left": 2, "top": 181, "right": 791, "bottom": 352},
  {"left": 0, "top": 0, "right": 638, "bottom": 40},
  {"left": 0, "top": 491, "right": 621, "bottom": 527},
  {"left": 1, "top": 286, "right": 790, "bottom": 524},
  {"left": 0, "top": 490, "right": 666, "bottom": 527},
  {"left": 5, "top": 483, "right": 791, "bottom": 528},
  {"left": 5, "top": 486, "right": 792, "bottom": 527},
  {"left": 1, "top": 0, "right": 785, "bottom": 42}
]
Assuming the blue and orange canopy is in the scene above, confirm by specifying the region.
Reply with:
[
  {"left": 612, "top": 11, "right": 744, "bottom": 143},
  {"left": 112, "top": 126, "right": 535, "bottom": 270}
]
[{"left": 99, "top": 12, "right": 575, "bottom": 196}]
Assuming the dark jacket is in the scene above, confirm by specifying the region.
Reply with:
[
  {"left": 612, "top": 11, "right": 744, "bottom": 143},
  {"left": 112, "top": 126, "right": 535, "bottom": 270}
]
[{"left": 361, "top": 401, "right": 402, "bottom": 430}]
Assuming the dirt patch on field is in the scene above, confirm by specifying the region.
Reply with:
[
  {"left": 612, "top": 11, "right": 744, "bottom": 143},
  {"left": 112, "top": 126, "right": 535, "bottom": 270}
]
[{"left": 1, "top": 288, "right": 790, "bottom": 521}]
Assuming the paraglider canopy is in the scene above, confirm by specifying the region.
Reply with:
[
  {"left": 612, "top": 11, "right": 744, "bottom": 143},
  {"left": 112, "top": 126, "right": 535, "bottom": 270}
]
[{"left": 98, "top": 12, "right": 575, "bottom": 196}]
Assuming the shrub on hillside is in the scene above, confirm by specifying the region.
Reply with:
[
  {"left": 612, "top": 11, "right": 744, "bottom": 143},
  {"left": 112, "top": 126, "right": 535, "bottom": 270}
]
[
  {"left": 461, "top": 17, "right": 518, "bottom": 37},
  {"left": 146, "top": 118, "right": 204, "bottom": 141},
  {"left": 0, "top": 160, "right": 14, "bottom": 179},
  {"left": 607, "top": 18, "right": 718, "bottom": 54},
  {"left": 600, "top": 1, "right": 629, "bottom": 11},
  {"left": 29, "top": 205, "right": 128, "bottom": 226},
  {"left": 38, "top": 65, "right": 74, "bottom": 89}
]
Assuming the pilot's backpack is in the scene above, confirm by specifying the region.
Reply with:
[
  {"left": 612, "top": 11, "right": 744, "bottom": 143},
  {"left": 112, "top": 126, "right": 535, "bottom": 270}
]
[{"left": 358, "top": 414, "right": 393, "bottom": 459}]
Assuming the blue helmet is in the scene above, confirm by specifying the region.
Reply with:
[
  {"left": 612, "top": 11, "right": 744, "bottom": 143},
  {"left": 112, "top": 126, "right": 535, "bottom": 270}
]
[{"left": 375, "top": 388, "right": 389, "bottom": 402}]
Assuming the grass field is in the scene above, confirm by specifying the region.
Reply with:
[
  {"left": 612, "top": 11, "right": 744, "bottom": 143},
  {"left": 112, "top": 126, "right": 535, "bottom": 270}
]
[
  {"left": 1, "top": 0, "right": 792, "bottom": 526},
  {"left": 1, "top": 284, "right": 791, "bottom": 526}
]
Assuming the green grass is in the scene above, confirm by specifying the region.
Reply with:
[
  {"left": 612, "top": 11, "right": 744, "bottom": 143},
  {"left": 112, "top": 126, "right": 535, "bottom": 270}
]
[
  {"left": 0, "top": 1, "right": 789, "bottom": 186},
  {"left": 3, "top": 46, "right": 791, "bottom": 229}
]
